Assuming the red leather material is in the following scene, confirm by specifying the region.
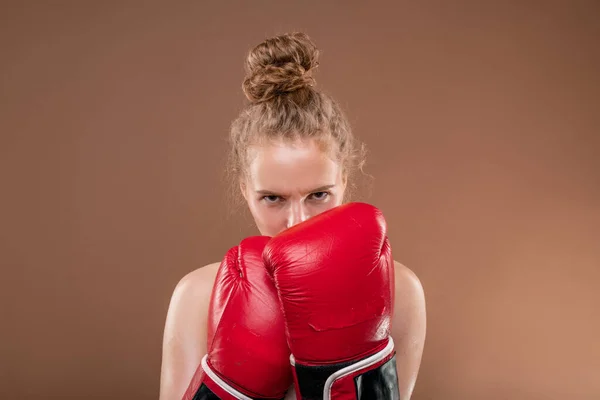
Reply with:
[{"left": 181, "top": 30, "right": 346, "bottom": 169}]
[
  {"left": 187, "top": 236, "right": 292, "bottom": 399},
  {"left": 264, "top": 202, "right": 395, "bottom": 365}
]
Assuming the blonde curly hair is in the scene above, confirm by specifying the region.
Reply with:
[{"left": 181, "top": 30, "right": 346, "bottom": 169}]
[{"left": 227, "top": 32, "right": 367, "bottom": 206}]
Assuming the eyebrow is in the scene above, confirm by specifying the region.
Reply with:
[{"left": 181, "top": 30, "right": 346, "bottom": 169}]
[{"left": 255, "top": 184, "right": 335, "bottom": 195}]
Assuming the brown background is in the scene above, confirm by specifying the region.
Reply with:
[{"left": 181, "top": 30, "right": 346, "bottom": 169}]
[{"left": 1, "top": 1, "right": 599, "bottom": 399}]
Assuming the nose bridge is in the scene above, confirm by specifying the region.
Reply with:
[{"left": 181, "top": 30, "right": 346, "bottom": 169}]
[{"left": 287, "top": 199, "right": 308, "bottom": 228}]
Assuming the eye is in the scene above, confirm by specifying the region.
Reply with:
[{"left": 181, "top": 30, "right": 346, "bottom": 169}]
[
  {"left": 310, "top": 191, "right": 330, "bottom": 201},
  {"left": 262, "top": 195, "right": 282, "bottom": 204}
]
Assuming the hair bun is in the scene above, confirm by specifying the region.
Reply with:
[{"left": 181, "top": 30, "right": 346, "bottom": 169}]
[{"left": 242, "top": 32, "right": 320, "bottom": 103}]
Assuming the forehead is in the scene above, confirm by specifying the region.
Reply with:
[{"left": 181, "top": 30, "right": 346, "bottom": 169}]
[{"left": 246, "top": 139, "right": 341, "bottom": 192}]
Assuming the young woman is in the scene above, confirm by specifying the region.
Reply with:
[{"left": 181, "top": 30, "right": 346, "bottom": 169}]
[{"left": 159, "top": 32, "right": 426, "bottom": 400}]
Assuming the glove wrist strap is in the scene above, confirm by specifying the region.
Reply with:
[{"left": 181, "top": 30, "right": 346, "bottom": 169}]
[{"left": 291, "top": 337, "right": 399, "bottom": 400}]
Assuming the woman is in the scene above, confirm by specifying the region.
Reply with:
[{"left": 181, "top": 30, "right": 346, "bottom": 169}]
[{"left": 159, "top": 32, "right": 426, "bottom": 400}]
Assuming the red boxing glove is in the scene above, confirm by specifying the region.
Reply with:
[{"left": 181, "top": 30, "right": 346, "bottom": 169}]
[
  {"left": 264, "top": 203, "right": 399, "bottom": 400},
  {"left": 183, "top": 236, "right": 292, "bottom": 400}
]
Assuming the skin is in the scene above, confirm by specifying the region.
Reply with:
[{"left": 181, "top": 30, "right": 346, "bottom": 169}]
[{"left": 159, "top": 138, "right": 427, "bottom": 400}]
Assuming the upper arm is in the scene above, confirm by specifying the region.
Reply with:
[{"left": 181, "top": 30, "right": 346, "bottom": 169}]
[
  {"left": 159, "top": 264, "right": 218, "bottom": 400},
  {"left": 391, "top": 261, "right": 427, "bottom": 400}
]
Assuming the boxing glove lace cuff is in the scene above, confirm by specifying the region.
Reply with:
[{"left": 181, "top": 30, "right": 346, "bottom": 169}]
[{"left": 291, "top": 337, "right": 398, "bottom": 400}]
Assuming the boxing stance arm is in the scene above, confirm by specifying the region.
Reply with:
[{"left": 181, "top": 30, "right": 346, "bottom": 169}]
[
  {"left": 391, "top": 262, "right": 427, "bottom": 400},
  {"left": 159, "top": 264, "right": 218, "bottom": 400}
]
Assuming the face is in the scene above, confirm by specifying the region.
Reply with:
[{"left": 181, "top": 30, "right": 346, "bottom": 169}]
[{"left": 241, "top": 138, "right": 347, "bottom": 237}]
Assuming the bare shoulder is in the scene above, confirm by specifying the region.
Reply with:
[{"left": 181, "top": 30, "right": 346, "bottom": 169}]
[
  {"left": 163, "top": 261, "right": 221, "bottom": 347},
  {"left": 391, "top": 261, "right": 427, "bottom": 400},
  {"left": 164, "top": 261, "right": 221, "bottom": 336},
  {"left": 393, "top": 260, "right": 425, "bottom": 298},
  {"left": 172, "top": 261, "right": 220, "bottom": 302},
  {"left": 392, "top": 260, "right": 427, "bottom": 326},
  {"left": 160, "top": 262, "right": 221, "bottom": 400}
]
